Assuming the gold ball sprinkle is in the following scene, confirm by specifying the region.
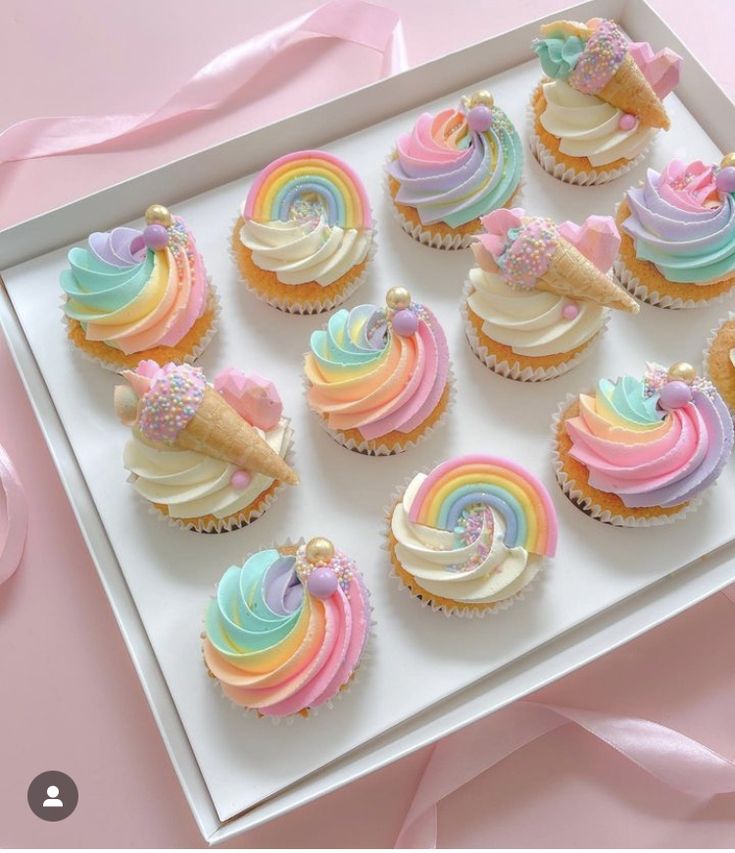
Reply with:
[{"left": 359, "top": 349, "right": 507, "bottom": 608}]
[
  {"left": 145, "top": 204, "right": 172, "bottom": 226},
  {"left": 667, "top": 361, "right": 697, "bottom": 384},
  {"left": 386, "top": 286, "right": 411, "bottom": 310},
  {"left": 720, "top": 153, "right": 735, "bottom": 170},
  {"left": 305, "top": 537, "right": 335, "bottom": 565},
  {"left": 464, "top": 90, "right": 494, "bottom": 109}
]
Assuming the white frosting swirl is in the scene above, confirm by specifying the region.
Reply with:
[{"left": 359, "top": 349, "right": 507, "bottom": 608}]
[
  {"left": 239, "top": 218, "right": 372, "bottom": 286},
  {"left": 466, "top": 266, "right": 606, "bottom": 357},
  {"left": 539, "top": 80, "right": 656, "bottom": 167},
  {"left": 391, "top": 474, "right": 538, "bottom": 604},
  {"left": 123, "top": 419, "right": 292, "bottom": 519}
]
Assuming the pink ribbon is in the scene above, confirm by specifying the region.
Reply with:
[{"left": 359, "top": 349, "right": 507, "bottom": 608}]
[
  {"left": 0, "top": 444, "right": 28, "bottom": 585},
  {"left": 396, "top": 698, "right": 735, "bottom": 847},
  {"left": 0, "top": 0, "right": 407, "bottom": 164}
]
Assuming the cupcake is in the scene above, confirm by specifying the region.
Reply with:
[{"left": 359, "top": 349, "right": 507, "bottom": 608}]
[
  {"left": 202, "top": 537, "right": 371, "bottom": 718},
  {"left": 704, "top": 312, "right": 735, "bottom": 416},
  {"left": 614, "top": 156, "right": 735, "bottom": 308},
  {"left": 530, "top": 18, "right": 681, "bottom": 185},
  {"left": 115, "top": 361, "right": 297, "bottom": 532},
  {"left": 463, "top": 207, "right": 638, "bottom": 381},
  {"left": 385, "top": 91, "right": 523, "bottom": 249},
  {"left": 61, "top": 204, "right": 217, "bottom": 371},
  {"left": 387, "top": 454, "right": 558, "bottom": 616},
  {"left": 304, "top": 287, "right": 451, "bottom": 455},
  {"left": 553, "top": 361, "right": 734, "bottom": 526},
  {"left": 232, "top": 150, "right": 375, "bottom": 314}
]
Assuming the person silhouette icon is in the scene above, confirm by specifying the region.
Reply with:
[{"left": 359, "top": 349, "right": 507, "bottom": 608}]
[{"left": 42, "top": 785, "right": 63, "bottom": 808}]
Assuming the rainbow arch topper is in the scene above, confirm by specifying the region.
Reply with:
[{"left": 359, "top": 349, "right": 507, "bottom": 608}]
[
  {"left": 244, "top": 150, "right": 373, "bottom": 231},
  {"left": 408, "top": 454, "right": 558, "bottom": 556}
]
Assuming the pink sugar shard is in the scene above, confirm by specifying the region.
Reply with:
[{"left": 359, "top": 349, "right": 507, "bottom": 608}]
[{"left": 214, "top": 368, "right": 283, "bottom": 431}]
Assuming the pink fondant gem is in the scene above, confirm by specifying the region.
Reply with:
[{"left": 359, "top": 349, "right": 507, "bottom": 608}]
[
  {"left": 562, "top": 302, "right": 580, "bottom": 320},
  {"left": 392, "top": 309, "right": 418, "bottom": 337},
  {"left": 230, "top": 470, "right": 252, "bottom": 490},
  {"left": 467, "top": 105, "right": 493, "bottom": 132},
  {"left": 618, "top": 113, "right": 638, "bottom": 131},
  {"left": 659, "top": 380, "right": 692, "bottom": 410},
  {"left": 307, "top": 566, "right": 338, "bottom": 600},
  {"left": 214, "top": 368, "right": 283, "bottom": 430},
  {"left": 716, "top": 167, "right": 735, "bottom": 194}
]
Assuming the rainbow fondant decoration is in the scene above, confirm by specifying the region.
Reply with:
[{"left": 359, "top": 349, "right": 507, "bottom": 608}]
[
  {"left": 408, "top": 454, "right": 558, "bottom": 556},
  {"left": 244, "top": 150, "right": 373, "bottom": 230}
]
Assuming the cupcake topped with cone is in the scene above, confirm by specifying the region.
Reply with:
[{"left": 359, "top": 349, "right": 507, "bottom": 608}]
[
  {"left": 553, "top": 360, "right": 734, "bottom": 527},
  {"left": 386, "top": 91, "right": 523, "bottom": 249},
  {"left": 464, "top": 207, "right": 637, "bottom": 382},
  {"left": 531, "top": 18, "right": 681, "bottom": 184},
  {"left": 304, "top": 287, "right": 451, "bottom": 455},
  {"left": 61, "top": 204, "right": 217, "bottom": 370},
  {"left": 615, "top": 155, "right": 735, "bottom": 308},
  {"left": 116, "top": 361, "right": 296, "bottom": 532}
]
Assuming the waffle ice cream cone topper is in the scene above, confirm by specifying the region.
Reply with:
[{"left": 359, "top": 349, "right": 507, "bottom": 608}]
[
  {"left": 464, "top": 208, "right": 636, "bottom": 382},
  {"left": 115, "top": 361, "right": 297, "bottom": 532}
]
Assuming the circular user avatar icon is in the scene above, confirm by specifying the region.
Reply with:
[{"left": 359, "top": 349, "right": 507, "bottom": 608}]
[{"left": 27, "top": 771, "right": 78, "bottom": 822}]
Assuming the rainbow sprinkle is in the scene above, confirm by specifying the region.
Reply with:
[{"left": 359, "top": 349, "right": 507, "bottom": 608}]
[{"left": 137, "top": 363, "right": 206, "bottom": 444}]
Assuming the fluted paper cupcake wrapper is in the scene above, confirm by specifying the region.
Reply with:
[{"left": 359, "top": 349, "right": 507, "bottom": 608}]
[
  {"left": 62, "top": 280, "right": 220, "bottom": 372},
  {"left": 461, "top": 280, "right": 607, "bottom": 382},
  {"left": 702, "top": 312, "right": 735, "bottom": 418},
  {"left": 202, "top": 536, "right": 375, "bottom": 724},
  {"left": 526, "top": 100, "right": 651, "bottom": 186},
  {"left": 304, "top": 366, "right": 455, "bottom": 456},
  {"left": 550, "top": 392, "right": 707, "bottom": 527},
  {"left": 229, "top": 215, "right": 377, "bottom": 314},
  {"left": 613, "top": 257, "right": 733, "bottom": 311},
  {"left": 380, "top": 474, "right": 545, "bottom": 618},
  {"left": 128, "top": 426, "right": 295, "bottom": 533}
]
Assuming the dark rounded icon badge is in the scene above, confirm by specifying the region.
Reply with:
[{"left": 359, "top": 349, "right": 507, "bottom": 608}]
[{"left": 27, "top": 771, "right": 78, "bottom": 821}]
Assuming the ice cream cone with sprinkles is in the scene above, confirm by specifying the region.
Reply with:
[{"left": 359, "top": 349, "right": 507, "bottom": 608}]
[{"left": 232, "top": 150, "right": 375, "bottom": 313}]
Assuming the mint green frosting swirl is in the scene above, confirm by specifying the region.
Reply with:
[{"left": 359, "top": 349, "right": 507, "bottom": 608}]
[
  {"left": 532, "top": 35, "right": 585, "bottom": 80},
  {"left": 598, "top": 376, "right": 662, "bottom": 427}
]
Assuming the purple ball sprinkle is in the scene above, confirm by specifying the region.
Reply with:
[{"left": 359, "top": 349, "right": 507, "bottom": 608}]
[
  {"left": 143, "top": 223, "right": 170, "bottom": 250},
  {"left": 392, "top": 309, "right": 418, "bottom": 337},
  {"left": 659, "top": 380, "right": 693, "bottom": 410},
  {"left": 307, "top": 567, "right": 339, "bottom": 600}
]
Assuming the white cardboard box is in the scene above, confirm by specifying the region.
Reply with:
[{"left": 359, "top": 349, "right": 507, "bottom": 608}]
[{"left": 2, "top": 0, "right": 735, "bottom": 842}]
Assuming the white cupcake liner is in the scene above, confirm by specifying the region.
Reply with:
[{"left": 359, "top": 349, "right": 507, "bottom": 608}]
[
  {"left": 129, "top": 424, "right": 295, "bottom": 534},
  {"left": 526, "top": 98, "right": 651, "bottom": 186},
  {"left": 702, "top": 311, "right": 735, "bottom": 417},
  {"left": 550, "top": 392, "right": 707, "bottom": 527},
  {"left": 381, "top": 475, "right": 545, "bottom": 618},
  {"left": 305, "top": 365, "right": 455, "bottom": 456},
  {"left": 202, "top": 536, "right": 375, "bottom": 724},
  {"left": 461, "top": 279, "right": 607, "bottom": 382},
  {"left": 230, "top": 215, "right": 377, "bottom": 314},
  {"left": 63, "top": 280, "right": 220, "bottom": 373},
  {"left": 613, "top": 257, "right": 734, "bottom": 311}
]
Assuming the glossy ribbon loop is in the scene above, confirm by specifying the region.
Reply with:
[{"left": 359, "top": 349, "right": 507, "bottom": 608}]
[
  {"left": 0, "top": 444, "right": 28, "bottom": 585},
  {"left": 0, "top": 0, "right": 407, "bottom": 164}
]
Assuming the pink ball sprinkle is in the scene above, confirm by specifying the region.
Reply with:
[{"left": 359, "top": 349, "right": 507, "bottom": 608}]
[
  {"left": 143, "top": 223, "right": 169, "bottom": 250},
  {"left": 230, "top": 470, "right": 252, "bottom": 490},
  {"left": 716, "top": 166, "right": 735, "bottom": 193},
  {"left": 562, "top": 302, "right": 580, "bottom": 320},
  {"left": 392, "top": 309, "right": 418, "bottom": 337},
  {"left": 467, "top": 105, "right": 493, "bottom": 132},
  {"left": 307, "top": 567, "right": 338, "bottom": 600},
  {"left": 659, "top": 380, "right": 692, "bottom": 410},
  {"left": 618, "top": 113, "right": 638, "bottom": 132}
]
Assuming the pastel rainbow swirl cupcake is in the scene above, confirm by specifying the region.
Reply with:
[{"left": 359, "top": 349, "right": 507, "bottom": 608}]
[
  {"left": 388, "top": 454, "right": 558, "bottom": 614},
  {"left": 203, "top": 538, "right": 371, "bottom": 718},
  {"left": 304, "top": 287, "right": 451, "bottom": 455},
  {"left": 233, "top": 150, "right": 375, "bottom": 313},
  {"left": 386, "top": 91, "right": 523, "bottom": 249},
  {"left": 554, "top": 361, "right": 734, "bottom": 526},
  {"left": 61, "top": 204, "right": 216, "bottom": 370}
]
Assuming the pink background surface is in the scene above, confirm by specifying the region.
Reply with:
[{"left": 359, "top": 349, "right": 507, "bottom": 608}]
[{"left": 2, "top": 0, "right": 735, "bottom": 846}]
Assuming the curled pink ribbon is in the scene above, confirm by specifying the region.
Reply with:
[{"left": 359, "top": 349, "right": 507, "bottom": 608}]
[
  {"left": 396, "top": 699, "right": 735, "bottom": 847},
  {"left": 0, "top": 0, "right": 407, "bottom": 164},
  {"left": 0, "top": 443, "right": 28, "bottom": 585}
]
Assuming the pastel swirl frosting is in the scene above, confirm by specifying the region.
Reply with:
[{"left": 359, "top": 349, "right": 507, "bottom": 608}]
[
  {"left": 386, "top": 103, "right": 522, "bottom": 226},
  {"left": 390, "top": 455, "right": 558, "bottom": 605},
  {"left": 622, "top": 161, "right": 735, "bottom": 283},
  {"left": 564, "top": 367, "right": 734, "bottom": 508},
  {"left": 240, "top": 150, "right": 374, "bottom": 286},
  {"left": 537, "top": 80, "right": 656, "bottom": 167},
  {"left": 61, "top": 217, "right": 209, "bottom": 354},
  {"left": 304, "top": 302, "right": 449, "bottom": 440},
  {"left": 203, "top": 546, "right": 370, "bottom": 716}
]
